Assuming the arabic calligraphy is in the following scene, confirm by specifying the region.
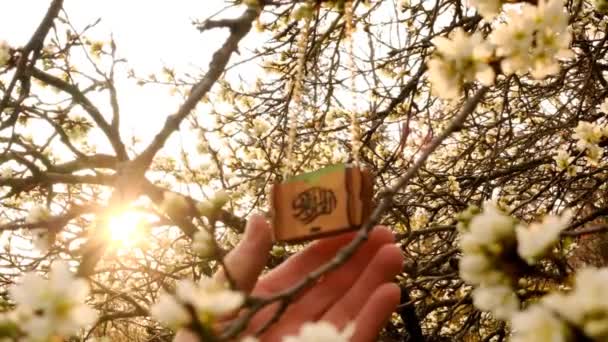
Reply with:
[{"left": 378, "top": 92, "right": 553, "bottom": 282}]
[{"left": 292, "top": 187, "right": 337, "bottom": 224}]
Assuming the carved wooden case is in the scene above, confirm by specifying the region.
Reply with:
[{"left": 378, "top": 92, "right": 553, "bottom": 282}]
[{"left": 270, "top": 164, "right": 374, "bottom": 243}]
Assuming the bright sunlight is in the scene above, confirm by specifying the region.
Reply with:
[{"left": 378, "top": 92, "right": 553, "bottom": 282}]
[{"left": 106, "top": 211, "right": 145, "bottom": 248}]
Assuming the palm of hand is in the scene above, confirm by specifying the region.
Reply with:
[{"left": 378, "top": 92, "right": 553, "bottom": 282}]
[{"left": 176, "top": 215, "right": 403, "bottom": 342}]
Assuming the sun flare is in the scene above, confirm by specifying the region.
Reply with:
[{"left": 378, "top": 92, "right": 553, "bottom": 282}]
[{"left": 106, "top": 211, "right": 144, "bottom": 247}]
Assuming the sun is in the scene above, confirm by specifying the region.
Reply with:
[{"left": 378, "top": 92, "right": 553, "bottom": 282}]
[{"left": 106, "top": 211, "right": 144, "bottom": 247}]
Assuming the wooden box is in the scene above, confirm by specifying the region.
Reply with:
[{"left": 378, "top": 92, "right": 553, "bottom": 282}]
[{"left": 270, "top": 164, "right": 374, "bottom": 243}]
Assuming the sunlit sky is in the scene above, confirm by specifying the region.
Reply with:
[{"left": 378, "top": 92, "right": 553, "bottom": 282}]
[
  {"left": 0, "top": 1, "right": 260, "bottom": 249},
  {"left": 0, "top": 0, "right": 254, "bottom": 155}
]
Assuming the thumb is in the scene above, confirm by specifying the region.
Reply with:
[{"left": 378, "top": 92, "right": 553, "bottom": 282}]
[{"left": 214, "top": 214, "right": 273, "bottom": 293}]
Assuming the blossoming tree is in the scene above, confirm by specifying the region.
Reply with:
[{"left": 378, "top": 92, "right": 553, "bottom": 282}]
[{"left": 1, "top": 0, "right": 608, "bottom": 340}]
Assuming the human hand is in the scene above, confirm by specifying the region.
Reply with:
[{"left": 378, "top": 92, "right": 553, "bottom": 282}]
[{"left": 175, "top": 214, "right": 404, "bottom": 341}]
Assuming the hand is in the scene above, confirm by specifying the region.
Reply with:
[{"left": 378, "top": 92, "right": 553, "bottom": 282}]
[{"left": 176, "top": 214, "right": 404, "bottom": 341}]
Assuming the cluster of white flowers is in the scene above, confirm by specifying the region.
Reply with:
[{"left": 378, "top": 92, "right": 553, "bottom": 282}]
[
  {"left": 160, "top": 192, "right": 191, "bottom": 217},
  {"left": 491, "top": 0, "right": 572, "bottom": 79},
  {"left": 196, "top": 190, "right": 230, "bottom": 218},
  {"left": 150, "top": 276, "right": 243, "bottom": 330},
  {"left": 251, "top": 117, "right": 270, "bottom": 137},
  {"left": 515, "top": 211, "right": 571, "bottom": 264},
  {"left": 458, "top": 202, "right": 570, "bottom": 319},
  {"left": 458, "top": 203, "right": 520, "bottom": 319},
  {"left": 1, "top": 262, "right": 97, "bottom": 341},
  {"left": 0, "top": 40, "right": 10, "bottom": 67},
  {"left": 411, "top": 208, "right": 429, "bottom": 229},
  {"left": 511, "top": 267, "right": 608, "bottom": 341},
  {"left": 510, "top": 304, "right": 571, "bottom": 342},
  {"left": 191, "top": 229, "right": 215, "bottom": 257},
  {"left": 573, "top": 121, "right": 605, "bottom": 166},
  {"left": 553, "top": 149, "right": 577, "bottom": 176},
  {"left": 427, "top": 28, "right": 495, "bottom": 99},
  {"left": 468, "top": 0, "right": 502, "bottom": 19},
  {"left": 430, "top": 0, "right": 572, "bottom": 99}
]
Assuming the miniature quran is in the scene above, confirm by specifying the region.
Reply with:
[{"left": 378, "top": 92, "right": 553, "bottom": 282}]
[{"left": 270, "top": 164, "right": 374, "bottom": 243}]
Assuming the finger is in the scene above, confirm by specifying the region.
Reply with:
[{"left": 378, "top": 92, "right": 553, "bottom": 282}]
[
  {"left": 321, "top": 244, "right": 403, "bottom": 328},
  {"left": 352, "top": 283, "right": 401, "bottom": 342},
  {"left": 255, "top": 230, "right": 395, "bottom": 338},
  {"left": 255, "top": 226, "right": 394, "bottom": 295},
  {"left": 215, "top": 214, "right": 272, "bottom": 292}
]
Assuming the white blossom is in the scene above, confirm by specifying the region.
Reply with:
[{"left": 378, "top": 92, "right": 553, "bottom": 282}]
[
  {"left": 458, "top": 254, "right": 506, "bottom": 286},
  {"left": 467, "top": 202, "right": 515, "bottom": 248},
  {"left": 428, "top": 28, "right": 495, "bottom": 99},
  {"left": 0, "top": 41, "right": 9, "bottom": 67},
  {"left": 26, "top": 205, "right": 51, "bottom": 224},
  {"left": 210, "top": 190, "right": 230, "bottom": 209},
  {"left": 196, "top": 200, "right": 214, "bottom": 217},
  {"left": 283, "top": 321, "right": 355, "bottom": 342},
  {"left": 544, "top": 268, "right": 608, "bottom": 339},
  {"left": 192, "top": 229, "right": 215, "bottom": 257},
  {"left": 490, "top": 0, "right": 572, "bottom": 79},
  {"left": 553, "top": 149, "right": 572, "bottom": 171},
  {"left": 585, "top": 143, "right": 603, "bottom": 166},
  {"left": 252, "top": 117, "right": 270, "bottom": 136},
  {"left": 411, "top": 208, "right": 429, "bottom": 229},
  {"left": 468, "top": 0, "right": 502, "bottom": 19},
  {"left": 151, "top": 277, "right": 244, "bottom": 331},
  {"left": 150, "top": 293, "right": 191, "bottom": 329},
  {"left": 510, "top": 304, "right": 571, "bottom": 342},
  {"left": 515, "top": 210, "right": 571, "bottom": 264},
  {"left": 9, "top": 262, "right": 97, "bottom": 340},
  {"left": 573, "top": 121, "right": 602, "bottom": 150},
  {"left": 472, "top": 285, "right": 519, "bottom": 320},
  {"left": 160, "top": 192, "right": 190, "bottom": 217}
]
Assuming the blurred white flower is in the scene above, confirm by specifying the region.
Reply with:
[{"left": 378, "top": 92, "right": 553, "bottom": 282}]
[
  {"left": 411, "top": 208, "right": 429, "bottom": 229},
  {"left": 585, "top": 143, "right": 603, "bottom": 166},
  {"left": 573, "top": 121, "right": 602, "bottom": 150},
  {"left": 472, "top": 285, "right": 519, "bottom": 319},
  {"left": 458, "top": 254, "right": 506, "bottom": 286},
  {"left": 511, "top": 304, "right": 571, "bottom": 342},
  {"left": 283, "top": 321, "right": 355, "bottom": 342},
  {"left": 515, "top": 210, "right": 571, "bottom": 264},
  {"left": 26, "top": 205, "right": 51, "bottom": 224},
  {"left": 467, "top": 202, "right": 515, "bottom": 247},
  {"left": 160, "top": 192, "right": 190, "bottom": 217},
  {"left": 544, "top": 268, "right": 608, "bottom": 339},
  {"left": 491, "top": 0, "right": 572, "bottom": 79},
  {"left": 9, "top": 262, "right": 97, "bottom": 340},
  {"left": 553, "top": 149, "right": 572, "bottom": 171},
  {"left": 196, "top": 200, "right": 215, "bottom": 217},
  {"left": 252, "top": 117, "right": 270, "bottom": 136},
  {"left": 428, "top": 28, "right": 495, "bottom": 99},
  {"left": 210, "top": 190, "right": 230, "bottom": 209},
  {"left": 468, "top": 0, "right": 502, "bottom": 19},
  {"left": 192, "top": 229, "right": 215, "bottom": 257},
  {"left": 150, "top": 293, "right": 191, "bottom": 329}
]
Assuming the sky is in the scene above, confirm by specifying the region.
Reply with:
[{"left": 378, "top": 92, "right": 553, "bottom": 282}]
[{"left": 0, "top": 0, "right": 249, "bottom": 156}]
